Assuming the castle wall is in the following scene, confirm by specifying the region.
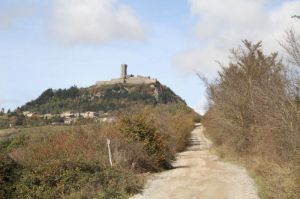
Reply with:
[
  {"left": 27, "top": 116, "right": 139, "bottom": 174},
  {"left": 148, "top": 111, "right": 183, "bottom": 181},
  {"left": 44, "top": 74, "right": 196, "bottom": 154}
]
[
  {"left": 96, "top": 79, "right": 123, "bottom": 86},
  {"left": 96, "top": 77, "right": 156, "bottom": 86},
  {"left": 125, "top": 77, "right": 156, "bottom": 84}
]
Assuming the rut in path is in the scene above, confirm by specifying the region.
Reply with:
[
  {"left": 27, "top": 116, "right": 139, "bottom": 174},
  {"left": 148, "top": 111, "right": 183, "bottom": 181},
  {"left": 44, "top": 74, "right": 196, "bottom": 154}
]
[{"left": 131, "top": 125, "right": 259, "bottom": 199}]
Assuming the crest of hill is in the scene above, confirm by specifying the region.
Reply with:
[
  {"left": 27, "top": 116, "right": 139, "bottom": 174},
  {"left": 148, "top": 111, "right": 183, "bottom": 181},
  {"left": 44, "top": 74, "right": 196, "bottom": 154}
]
[{"left": 19, "top": 81, "right": 186, "bottom": 114}]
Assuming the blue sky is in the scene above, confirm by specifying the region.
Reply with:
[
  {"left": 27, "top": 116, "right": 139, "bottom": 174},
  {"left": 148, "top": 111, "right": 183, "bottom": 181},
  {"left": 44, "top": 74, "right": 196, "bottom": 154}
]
[{"left": 0, "top": 0, "right": 299, "bottom": 114}]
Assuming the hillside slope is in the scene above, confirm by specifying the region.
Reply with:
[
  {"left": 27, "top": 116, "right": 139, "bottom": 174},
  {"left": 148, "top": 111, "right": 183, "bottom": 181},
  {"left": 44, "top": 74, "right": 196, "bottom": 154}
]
[{"left": 19, "top": 81, "right": 185, "bottom": 114}]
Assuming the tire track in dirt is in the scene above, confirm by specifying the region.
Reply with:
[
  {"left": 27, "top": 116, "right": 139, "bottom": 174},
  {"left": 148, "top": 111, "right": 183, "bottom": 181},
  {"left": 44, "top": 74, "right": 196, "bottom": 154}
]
[{"left": 131, "top": 124, "right": 259, "bottom": 199}]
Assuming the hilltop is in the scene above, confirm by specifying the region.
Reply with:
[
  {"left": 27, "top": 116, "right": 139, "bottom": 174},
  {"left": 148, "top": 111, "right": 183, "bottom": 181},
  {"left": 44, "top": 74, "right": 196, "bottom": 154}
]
[
  {"left": 0, "top": 65, "right": 190, "bottom": 128},
  {"left": 18, "top": 81, "right": 185, "bottom": 115},
  {"left": 18, "top": 65, "right": 185, "bottom": 115}
]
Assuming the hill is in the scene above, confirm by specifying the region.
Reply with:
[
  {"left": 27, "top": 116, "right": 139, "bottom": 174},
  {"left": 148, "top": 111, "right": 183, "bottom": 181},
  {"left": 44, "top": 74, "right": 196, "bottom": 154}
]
[
  {"left": 18, "top": 81, "right": 185, "bottom": 114},
  {"left": 0, "top": 70, "right": 199, "bottom": 198}
]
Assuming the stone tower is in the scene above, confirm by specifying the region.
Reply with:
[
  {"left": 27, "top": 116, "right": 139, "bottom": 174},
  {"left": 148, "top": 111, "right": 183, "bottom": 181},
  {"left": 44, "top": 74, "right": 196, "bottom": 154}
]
[{"left": 121, "top": 64, "right": 128, "bottom": 82}]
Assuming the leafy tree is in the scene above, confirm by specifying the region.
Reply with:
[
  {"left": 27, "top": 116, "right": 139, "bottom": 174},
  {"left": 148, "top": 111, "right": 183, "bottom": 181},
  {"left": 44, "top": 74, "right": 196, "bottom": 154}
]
[
  {"left": 15, "top": 115, "right": 25, "bottom": 126},
  {"left": 36, "top": 88, "right": 54, "bottom": 104},
  {"left": 0, "top": 108, "right": 4, "bottom": 116}
]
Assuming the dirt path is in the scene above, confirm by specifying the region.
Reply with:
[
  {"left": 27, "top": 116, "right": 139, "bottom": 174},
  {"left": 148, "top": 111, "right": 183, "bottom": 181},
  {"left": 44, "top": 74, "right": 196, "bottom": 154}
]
[{"left": 131, "top": 125, "right": 259, "bottom": 199}]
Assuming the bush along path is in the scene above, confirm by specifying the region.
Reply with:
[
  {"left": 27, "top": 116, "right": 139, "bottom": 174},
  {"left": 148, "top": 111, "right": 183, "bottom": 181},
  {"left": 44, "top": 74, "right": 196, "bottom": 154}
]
[
  {"left": 0, "top": 104, "right": 196, "bottom": 198},
  {"left": 131, "top": 124, "right": 259, "bottom": 199}
]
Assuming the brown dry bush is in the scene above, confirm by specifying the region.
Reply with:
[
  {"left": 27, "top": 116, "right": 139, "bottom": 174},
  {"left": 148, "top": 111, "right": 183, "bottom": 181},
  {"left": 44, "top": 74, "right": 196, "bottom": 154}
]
[
  {"left": 202, "top": 40, "right": 300, "bottom": 198},
  {"left": 1, "top": 104, "right": 195, "bottom": 198},
  {"left": 153, "top": 104, "right": 195, "bottom": 154},
  {"left": 8, "top": 124, "right": 144, "bottom": 198},
  {"left": 117, "top": 104, "right": 195, "bottom": 171}
]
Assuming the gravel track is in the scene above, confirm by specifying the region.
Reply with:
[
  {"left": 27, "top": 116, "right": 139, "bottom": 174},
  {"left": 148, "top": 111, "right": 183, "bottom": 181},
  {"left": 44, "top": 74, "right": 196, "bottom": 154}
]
[{"left": 131, "top": 125, "right": 259, "bottom": 199}]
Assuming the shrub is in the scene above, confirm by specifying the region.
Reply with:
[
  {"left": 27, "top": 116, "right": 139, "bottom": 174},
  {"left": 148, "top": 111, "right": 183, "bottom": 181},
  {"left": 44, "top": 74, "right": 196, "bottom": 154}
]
[
  {"left": 1, "top": 104, "right": 195, "bottom": 198},
  {"left": 0, "top": 135, "right": 28, "bottom": 153},
  {"left": 202, "top": 40, "right": 300, "bottom": 198},
  {"left": 15, "top": 160, "right": 142, "bottom": 199},
  {"left": 119, "top": 112, "right": 170, "bottom": 170},
  {"left": 0, "top": 152, "right": 22, "bottom": 199}
]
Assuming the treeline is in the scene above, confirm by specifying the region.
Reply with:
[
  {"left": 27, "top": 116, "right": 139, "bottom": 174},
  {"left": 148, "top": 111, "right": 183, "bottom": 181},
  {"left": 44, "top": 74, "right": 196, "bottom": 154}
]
[
  {"left": 203, "top": 35, "right": 300, "bottom": 198},
  {"left": 0, "top": 104, "right": 196, "bottom": 198},
  {"left": 34, "top": 86, "right": 81, "bottom": 104},
  {"left": 19, "top": 82, "right": 185, "bottom": 114}
]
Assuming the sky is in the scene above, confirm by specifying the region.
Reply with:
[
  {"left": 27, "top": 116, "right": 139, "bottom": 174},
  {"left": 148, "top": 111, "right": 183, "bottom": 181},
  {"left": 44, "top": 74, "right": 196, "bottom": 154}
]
[{"left": 0, "top": 0, "right": 300, "bottom": 114}]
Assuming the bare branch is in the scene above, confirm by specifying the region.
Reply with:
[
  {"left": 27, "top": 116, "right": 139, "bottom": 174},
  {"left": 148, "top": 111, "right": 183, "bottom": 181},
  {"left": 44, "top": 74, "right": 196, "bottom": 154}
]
[{"left": 281, "top": 29, "right": 300, "bottom": 68}]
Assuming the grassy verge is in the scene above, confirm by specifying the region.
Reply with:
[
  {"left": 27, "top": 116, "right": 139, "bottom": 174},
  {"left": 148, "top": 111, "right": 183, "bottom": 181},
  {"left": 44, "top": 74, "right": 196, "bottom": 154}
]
[{"left": 203, "top": 128, "right": 300, "bottom": 199}]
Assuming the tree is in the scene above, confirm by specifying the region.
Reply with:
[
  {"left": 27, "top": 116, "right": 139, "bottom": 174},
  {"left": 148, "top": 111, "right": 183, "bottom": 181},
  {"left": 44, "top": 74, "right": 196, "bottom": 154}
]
[
  {"left": 36, "top": 88, "right": 54, "bottom": 104},
  {"left": 292, "top": 15, "right": 300, "bottom": 19},
  {"left": 15, "top": 115, "right": 25, "bottom": 126},
  {"left": 0, "top": 108, "right": 4, "bottom": 116},
  {"left": 204, "top": 40, "right": 298, "bottom": 154},
  {"left": 282, "top": 30, "right": 300, "bottom": 110},
  {"left": 202, "top": 40, "right": 300, "bottom": 198},
  {"left": 282, "top": 30, "right": 300, "bottom": 67}
]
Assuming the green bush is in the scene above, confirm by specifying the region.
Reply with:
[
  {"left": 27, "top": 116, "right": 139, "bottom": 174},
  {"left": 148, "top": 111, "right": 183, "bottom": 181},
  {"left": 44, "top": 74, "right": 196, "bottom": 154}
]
[
  {"left": 0, "top": 152, "right": 22, "bottom": 199},
  {"left": 119, "top": 113, "right": 170, "bottom": 170},
  {"left": 15, "top": 161, "right": 143, "bottom": 199},
  {"left": 0, "top": 135, "right": 28, "bottom": 153}
]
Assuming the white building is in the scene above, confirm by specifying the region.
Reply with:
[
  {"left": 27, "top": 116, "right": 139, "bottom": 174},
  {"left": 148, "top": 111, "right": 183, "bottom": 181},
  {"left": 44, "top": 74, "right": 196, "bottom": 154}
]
[
  {"left": 81, "top": 111, "right": 97, "bottom": 119},
  {"left": 60, "top": 111, "right": 73, "bottom": 118}
]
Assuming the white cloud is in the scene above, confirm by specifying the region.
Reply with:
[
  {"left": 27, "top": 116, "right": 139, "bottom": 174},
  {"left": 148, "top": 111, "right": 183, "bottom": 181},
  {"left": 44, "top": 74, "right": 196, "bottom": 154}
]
[
  {"left": 174, "top": 46, "right": 227, "bottom": 76},
  {"left": 51, "top": 0, "right": 145, "bottom": 44},
  {"left": 175, "top": 0, "right": 300, "bottom": 75},
  {"left": 194, "top": 96, "right": 208, "bottom": 115}
]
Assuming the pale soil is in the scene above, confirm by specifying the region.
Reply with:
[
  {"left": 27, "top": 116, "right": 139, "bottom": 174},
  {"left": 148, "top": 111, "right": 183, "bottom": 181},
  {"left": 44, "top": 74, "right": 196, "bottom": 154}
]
[{"left": 131, "top": 125, "right": 259, "bottom": 199}]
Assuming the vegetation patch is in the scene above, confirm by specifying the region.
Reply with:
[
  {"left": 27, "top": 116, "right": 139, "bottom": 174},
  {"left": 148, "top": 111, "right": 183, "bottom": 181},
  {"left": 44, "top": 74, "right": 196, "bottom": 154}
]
[
  {"left": 0, "top": 104, "right": 196, "bottom": 198},
  {"left": 18, "top": 82, "right": 185, "bottom": 114},
  {"left": 202, "top": 40, "right": 300, "bottom": 199}
]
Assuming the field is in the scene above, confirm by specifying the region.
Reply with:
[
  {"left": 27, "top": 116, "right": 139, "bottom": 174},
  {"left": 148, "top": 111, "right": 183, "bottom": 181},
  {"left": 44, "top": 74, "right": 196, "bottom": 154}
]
[{"left": 0, "top": 104, "right": 196, "bottom": 199}]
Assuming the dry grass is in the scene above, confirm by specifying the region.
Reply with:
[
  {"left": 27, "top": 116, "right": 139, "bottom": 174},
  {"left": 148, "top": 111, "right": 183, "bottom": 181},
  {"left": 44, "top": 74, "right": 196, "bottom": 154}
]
[{"left": 0, "top": 104, "right": 196, "bottom": 199}]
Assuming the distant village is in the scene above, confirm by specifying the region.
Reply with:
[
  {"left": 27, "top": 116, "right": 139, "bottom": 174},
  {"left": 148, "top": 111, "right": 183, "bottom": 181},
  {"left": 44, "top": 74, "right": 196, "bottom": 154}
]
[{"left": 22, "top": 111, "right": 115, "bottom": 125}]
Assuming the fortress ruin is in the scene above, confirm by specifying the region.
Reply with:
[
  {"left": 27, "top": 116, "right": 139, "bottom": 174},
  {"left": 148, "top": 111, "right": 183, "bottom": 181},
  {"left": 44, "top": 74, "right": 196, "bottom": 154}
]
[{"left": 96, "top": 64, "right": 157, "bottom": 86}]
